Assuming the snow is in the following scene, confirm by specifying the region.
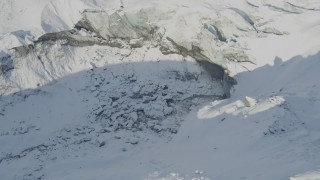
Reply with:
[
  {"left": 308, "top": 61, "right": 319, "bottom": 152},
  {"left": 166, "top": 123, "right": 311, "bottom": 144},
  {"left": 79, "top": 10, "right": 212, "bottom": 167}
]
[
  {"left": 291, "top": 170, "right": 320, "bottom": 180},
  {"left": 1, "top": 0, "right": 320, "bottom": 179},
  {"left": 41, "top": 0, "right": 89, "bottom": 33}
]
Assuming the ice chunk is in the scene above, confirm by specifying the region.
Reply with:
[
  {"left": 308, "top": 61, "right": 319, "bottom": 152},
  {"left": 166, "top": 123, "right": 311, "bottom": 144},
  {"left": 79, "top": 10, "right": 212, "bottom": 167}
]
[{"left": 243, "top": 96, "right": 257, "bottom": 107}]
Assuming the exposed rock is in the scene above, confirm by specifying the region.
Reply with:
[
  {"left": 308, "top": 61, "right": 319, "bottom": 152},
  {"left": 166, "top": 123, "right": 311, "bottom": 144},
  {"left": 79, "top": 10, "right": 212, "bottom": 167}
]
[
  {"left": 0, "top": 53, "right": 14, "bottom": 76},
  {"left": 222, "top": 49, "right": 254, "bottom": 63}
]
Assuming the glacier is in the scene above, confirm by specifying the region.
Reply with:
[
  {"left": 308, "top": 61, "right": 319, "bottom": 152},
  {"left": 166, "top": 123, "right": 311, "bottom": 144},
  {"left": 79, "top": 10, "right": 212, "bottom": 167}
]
[{"left": 1, "top": 0, "right": 320, "bottom": 180}]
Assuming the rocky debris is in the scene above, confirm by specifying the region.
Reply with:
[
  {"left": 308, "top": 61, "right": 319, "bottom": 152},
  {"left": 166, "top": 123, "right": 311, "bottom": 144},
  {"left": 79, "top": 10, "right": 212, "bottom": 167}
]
[
  {"left": 0, "top": 144, "right": 52, "bottom": 164},
  {"left": 12, "top": 123, "right": 38, "bottom": 135},
  {"left": 0, "top": 89, "right": 47, "bottom": 116},
  {"left": 0, "top": 123, "right": 106, "bottom": 180},
  {"left": 264, "top": 101, "right": 302, "bottom": 136},
  {"left": 222, "top": 49, "right": 254, "bottom": 63},
  {"left": 11, "top": 44, "right": 34, "bottom": 58},
  {"left": 36, "top": 30, "right": 109, "bottom": 47},
  {"left": 0, "top": 52, "right": 14, "bottom": 76},
  {"left": 87, "top": 57, "right": 227, "bottom": 135}
]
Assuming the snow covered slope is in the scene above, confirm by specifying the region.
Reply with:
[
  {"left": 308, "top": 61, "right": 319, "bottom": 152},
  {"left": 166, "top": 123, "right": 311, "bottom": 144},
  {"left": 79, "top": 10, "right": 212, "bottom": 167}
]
[{"left": 0, "top": 0, "right": 320, "bottom": 180}]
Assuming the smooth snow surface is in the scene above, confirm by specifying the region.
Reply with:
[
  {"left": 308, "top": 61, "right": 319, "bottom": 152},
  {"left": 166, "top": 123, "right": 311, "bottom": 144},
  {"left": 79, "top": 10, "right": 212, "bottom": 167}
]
[{"left": 1, "top": 0, "right": 320, "bottom": 180}]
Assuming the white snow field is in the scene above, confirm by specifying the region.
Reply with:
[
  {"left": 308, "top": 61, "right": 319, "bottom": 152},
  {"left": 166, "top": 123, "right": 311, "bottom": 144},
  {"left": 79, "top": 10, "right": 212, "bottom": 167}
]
[{"left": 0, "top": 0, "right": 320, "bottom": 179}]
